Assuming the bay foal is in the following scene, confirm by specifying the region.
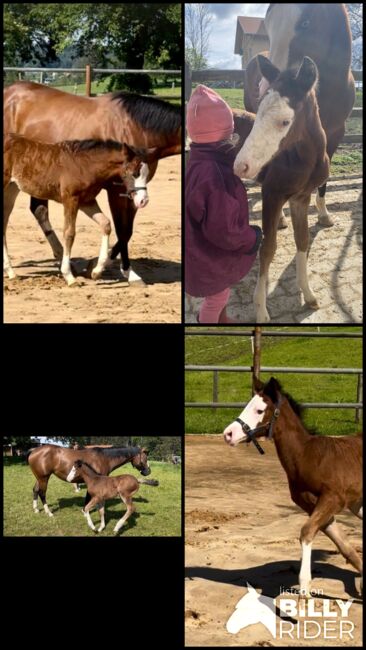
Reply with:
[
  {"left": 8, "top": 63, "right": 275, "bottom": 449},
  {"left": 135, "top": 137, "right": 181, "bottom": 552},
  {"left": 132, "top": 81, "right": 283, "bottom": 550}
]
[
  {"left": 224, "top": 377, "right": 362, "bottom": 597},
  {"left": 67, "top": 460, "right": 159, "bottom": 533},
  {"left": 4, "top": 134, "right": 156, "bottom": 285}
]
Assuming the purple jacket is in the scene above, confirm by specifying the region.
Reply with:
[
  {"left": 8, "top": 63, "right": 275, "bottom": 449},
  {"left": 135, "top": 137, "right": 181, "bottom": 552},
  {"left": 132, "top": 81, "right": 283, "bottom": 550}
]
[{"left": 185, "top": 143, "right": 261, "bottom": 297}]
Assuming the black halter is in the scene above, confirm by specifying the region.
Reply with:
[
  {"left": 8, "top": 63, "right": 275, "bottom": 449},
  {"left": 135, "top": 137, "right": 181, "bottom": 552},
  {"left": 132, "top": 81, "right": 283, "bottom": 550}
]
[
  {"left": 112, "top": 180, "right": 147, "bottom": 199},
  {"left": 235, "top": 398, "right": 282, "bottom": 455}
]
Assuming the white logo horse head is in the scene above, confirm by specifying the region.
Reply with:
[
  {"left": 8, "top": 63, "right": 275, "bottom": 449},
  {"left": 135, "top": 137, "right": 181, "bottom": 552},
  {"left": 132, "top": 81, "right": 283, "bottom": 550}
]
[{"left": 226, "top": 583, "right": 276, "bottom": 637}]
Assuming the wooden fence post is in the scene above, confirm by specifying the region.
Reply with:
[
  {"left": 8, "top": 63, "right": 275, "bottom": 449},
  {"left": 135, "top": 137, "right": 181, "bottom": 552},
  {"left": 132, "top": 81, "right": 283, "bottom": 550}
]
[
  {"left": 85, "top": 64, "right": 92, "bottom": 96},
  {"left": 252, "top": 326, "right": 262, "bottom": 394}
]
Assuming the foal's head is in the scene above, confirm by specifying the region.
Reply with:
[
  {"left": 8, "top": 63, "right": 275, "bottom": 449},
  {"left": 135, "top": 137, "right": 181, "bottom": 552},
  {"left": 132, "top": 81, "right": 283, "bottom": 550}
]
[
  {"left": 66, "top": 460, "right": 85, "bottom": 483},
  {"left": 113, "top": 144, "right": 160, "bottom": 210},
  {"left": 234, "top": 54, "right": 318, "bottom": 179},
  {"left": 223, "top": 377, "right": 283, "bottom": 446},
  {"left": 131, "top": 447, "right": 151, "bottom": 476}
]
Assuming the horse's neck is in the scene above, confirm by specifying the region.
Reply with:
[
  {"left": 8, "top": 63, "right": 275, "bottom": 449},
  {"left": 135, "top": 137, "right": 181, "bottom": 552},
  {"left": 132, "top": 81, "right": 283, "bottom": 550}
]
[
  {"left": 294, "top": 94, "right": 326, "bottom": 162},
  {"left": 272, "top": 401, "right": 311, "bottom": 481},
  {"left": 106, "top": 449, "right": 137, "bottom": 471}
]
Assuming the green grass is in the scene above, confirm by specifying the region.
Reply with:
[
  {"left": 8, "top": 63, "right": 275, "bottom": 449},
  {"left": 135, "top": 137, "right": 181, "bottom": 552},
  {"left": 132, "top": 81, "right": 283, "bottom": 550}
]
[
  {"left": 185, "top": 326, "right": 362, "bottom": 436},
  {"left": 47, "top": 79, "right": 181, "bottom": 104},
  {"left": 3, "top": 460, "right": 181, "bottom": 537}
]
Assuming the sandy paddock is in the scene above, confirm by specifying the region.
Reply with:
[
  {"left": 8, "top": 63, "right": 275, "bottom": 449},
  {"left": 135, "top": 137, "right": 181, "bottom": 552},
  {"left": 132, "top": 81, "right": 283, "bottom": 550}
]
[
  {"left": 185, "top": 434, "right": 362, "bottom": 647},
  {"left": 4, "top": 156, "right": 181, "bottom": 323}
]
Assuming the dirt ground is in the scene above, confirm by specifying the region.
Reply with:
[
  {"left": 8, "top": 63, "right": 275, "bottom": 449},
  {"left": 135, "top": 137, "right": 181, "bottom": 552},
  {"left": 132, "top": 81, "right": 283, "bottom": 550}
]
[
  {"left": 4, "top": 156, "right": 181, "bottom": 323},
  {"left": 185, "top": 174, "right": 362, "bottom": 324},
  {"left": 185, "top": 435, "right": 362, "bottom": 647}
]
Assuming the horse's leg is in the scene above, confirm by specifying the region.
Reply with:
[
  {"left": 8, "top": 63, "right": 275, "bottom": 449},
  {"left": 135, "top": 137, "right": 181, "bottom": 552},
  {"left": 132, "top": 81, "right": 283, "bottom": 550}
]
[
  {"left": 83, "top": 497, "right": 99, "bottom": 532},
  {"left": 315, "top": 127, "right": 344, "bottom": 227},
  {"left": 321, "top": 517, "right": 362, "bottom": 575},
  {"left": 33, "top": 480, "right": 40, "bottom": 513},
  {"left": 4, "top": 182, "right": 20, "bottom": 279},
  {"left": 61, "top": 197, "right": 79, "bottom": 286},
  {"left": 113, "top": 493, "right": 136, "bottom": 533},
  {"left": 108, "top": 191, "right": 144, "bottom": 283},
  {"left": 83, "top": 491, "right": 92, "bottom": 513},
  {"left": 30, "top": 197, "right": 64, "bottom": 261},
  {"left": 299, "top": 492, "right": 343, "bottom": 598},
  {"left": 37, "top": 477, "right": 53, "bottom": 517},
  {"left": 79, "top": 201, "right": 112, "bottom": 279},
  {"left": 74, "top": 483, "right": 81, "bottom": 493},
  {"left": 98, "top": 502, "right": 106, "bottom": 533},
  {"left": 254, "top": 192, "right": 286, "bottom": 322},
  {"left": 289, "top": 195, "right": 318, "bottom": 309}
]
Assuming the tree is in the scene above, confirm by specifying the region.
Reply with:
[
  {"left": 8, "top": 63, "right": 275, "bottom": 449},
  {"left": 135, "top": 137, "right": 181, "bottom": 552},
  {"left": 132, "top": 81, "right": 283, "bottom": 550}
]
[
  {"left": 346, "top": 4, "right": 363, "bottom": 69},
  {"left": 185, "top": 3, "right": 212, "bottom": 70}
]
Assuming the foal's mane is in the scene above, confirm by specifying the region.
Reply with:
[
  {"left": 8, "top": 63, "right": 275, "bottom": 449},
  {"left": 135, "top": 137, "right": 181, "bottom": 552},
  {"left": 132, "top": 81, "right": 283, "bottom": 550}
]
[
  {"left": 265, "top": 379, "right": 317, "bottom": 435},
  {"left": 111, "top": 92, "right": 181, "bottom": 134},
  {"left": 61, "top": 139, "right": 123, "bottom": 153}
]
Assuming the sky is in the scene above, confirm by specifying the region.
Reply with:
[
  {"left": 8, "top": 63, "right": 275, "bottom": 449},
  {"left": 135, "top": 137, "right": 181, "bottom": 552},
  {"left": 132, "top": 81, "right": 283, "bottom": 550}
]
[
  {"left": 186, "top": 3, "right": 269, "bottom": 69},
  {"left": 32, "top": 436, "right": 67, "bottom": 446}
]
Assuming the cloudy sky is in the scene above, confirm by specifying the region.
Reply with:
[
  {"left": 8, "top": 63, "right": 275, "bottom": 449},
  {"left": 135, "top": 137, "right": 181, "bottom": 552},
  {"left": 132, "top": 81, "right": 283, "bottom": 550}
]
[{"left": 186, "top": 3, "right": 269, "bottom": 69}]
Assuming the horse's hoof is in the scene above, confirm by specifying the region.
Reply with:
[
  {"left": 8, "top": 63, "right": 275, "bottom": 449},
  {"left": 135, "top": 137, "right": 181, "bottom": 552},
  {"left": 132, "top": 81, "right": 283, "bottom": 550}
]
[
  {"left": 305, "top": 299, "right": 320, "bottom": 310},
  {"left": 33, "top": 509, "right": 40, "bottom": 514},
  {"left": 66, "top": 277, "right": 77, "bottom": 287},
  {"left": 318, "top": 214, "right": 334, "bottom": 227},
  {"left": 91, "top": 268, "right": 102, "bottom": 280},
  {"left": 129, "top": 279, "right": 147, "bottom": 288}
]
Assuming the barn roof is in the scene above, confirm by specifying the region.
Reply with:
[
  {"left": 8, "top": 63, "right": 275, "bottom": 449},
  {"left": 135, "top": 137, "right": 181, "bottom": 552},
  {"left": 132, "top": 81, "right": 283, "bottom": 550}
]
[{"left": 234, "top": 16, "right": 268, "bottom": 54}]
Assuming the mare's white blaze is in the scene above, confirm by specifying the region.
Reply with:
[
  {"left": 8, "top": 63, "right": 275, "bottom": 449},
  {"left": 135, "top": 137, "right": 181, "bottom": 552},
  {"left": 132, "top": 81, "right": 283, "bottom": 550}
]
[
  {"left": 223, "top": 394, "right": 267, "bottom": 446},
  {"left": 132, "top": 162, "right": 149, "bottom": 209},
  {"left": 66, "top": 466, "right": 77, "bottom": 482},
  {"left": 121, "top": 266, "right": 142, "bottom": 283},
  {"left": 44, "top": 504, "right": 54, "bottom": 518},
  {"left": 33, "top": 499, "right": 39, "bottom": 513},
  {"left": 265, "top": 4, "right": 303, "bottom": 72},
  {"left": 234, "top": 91, "right": 294, "bottom": 179},
  {"left": 299, "top": 541, "right": 312, "bottom": 596}
]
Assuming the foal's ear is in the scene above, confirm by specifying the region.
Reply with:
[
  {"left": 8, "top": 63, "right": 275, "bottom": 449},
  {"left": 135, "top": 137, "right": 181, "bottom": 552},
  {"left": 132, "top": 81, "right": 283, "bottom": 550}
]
[
  {"left": 264, "top": 377, "right": 281, "bottom": 404},
  {"left": 295, "top": 56, "right": 318, "bottom": 95},
  {"left": 253, "top": 376, "right": 264, "bottom": 393},
  {"left": 257, "top": 54, "right": 280, "bottom": 84},
  {"left": 141, "top": 447, "right": 149, "bottom": 454}
]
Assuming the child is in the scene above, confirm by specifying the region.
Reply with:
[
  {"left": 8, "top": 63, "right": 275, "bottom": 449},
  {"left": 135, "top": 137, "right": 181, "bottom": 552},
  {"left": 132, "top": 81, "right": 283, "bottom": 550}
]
[{"left": 185, "top": 85, "right": 262, "bottom": 323}]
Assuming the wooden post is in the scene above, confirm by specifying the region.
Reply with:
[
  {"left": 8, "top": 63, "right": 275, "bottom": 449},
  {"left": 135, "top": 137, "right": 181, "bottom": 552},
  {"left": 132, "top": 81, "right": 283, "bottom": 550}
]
[
  {"left": 85, "top": 64, "right": 92, "bottom": 97},
  {"left": 252, "top": 326, "right": 262, "bottom": 394},
  {"left": 213, "top": 370, "right": 219, "bottom": 410}
]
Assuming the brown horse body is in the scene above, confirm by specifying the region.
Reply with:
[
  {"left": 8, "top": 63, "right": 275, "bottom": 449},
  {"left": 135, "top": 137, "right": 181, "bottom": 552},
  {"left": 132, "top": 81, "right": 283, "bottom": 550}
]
[
  {"left": 224, "top": 377, "right": 362, "bottom": 597},
  {"left": 4, "top": 134, "right": 152, "bottom": 286},
  {"left": 67, "top": 460, "right": 158, "bottom": 533},
  {"left": 3, "top": 81, "right": 181, "bottom": 281},
  {"left": 28, "top": 443, "right": 150, "bottom": 516}
]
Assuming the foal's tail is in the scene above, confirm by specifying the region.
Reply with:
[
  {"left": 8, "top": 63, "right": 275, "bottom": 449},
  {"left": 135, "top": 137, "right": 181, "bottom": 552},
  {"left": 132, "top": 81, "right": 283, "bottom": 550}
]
[{"left": 138, "top": 479, "right": 159, "bottom": 487}]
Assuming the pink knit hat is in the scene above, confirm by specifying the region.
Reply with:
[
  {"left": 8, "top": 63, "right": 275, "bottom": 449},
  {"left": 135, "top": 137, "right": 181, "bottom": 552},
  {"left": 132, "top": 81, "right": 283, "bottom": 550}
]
[{"left": 187, "top": 84, "right": 234, "bottom": 143}]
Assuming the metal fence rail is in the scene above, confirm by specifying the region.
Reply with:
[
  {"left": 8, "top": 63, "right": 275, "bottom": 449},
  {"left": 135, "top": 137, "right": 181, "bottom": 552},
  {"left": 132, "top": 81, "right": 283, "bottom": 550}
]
[{"left": 185, "top": 330, "right": 362, "bottom": 338}]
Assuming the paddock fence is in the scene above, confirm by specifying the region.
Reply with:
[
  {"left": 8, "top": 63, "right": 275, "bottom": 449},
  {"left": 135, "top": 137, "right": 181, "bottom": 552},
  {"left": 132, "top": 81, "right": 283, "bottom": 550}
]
[
  {"left": 185, "top": 329, "right": 363, "bottom": 422},
  {"left": 185, "top": 67, "right": 363, "bottom": 144},
  {"left": 4, "top": 64, "right": 182, "bottom": 101}
]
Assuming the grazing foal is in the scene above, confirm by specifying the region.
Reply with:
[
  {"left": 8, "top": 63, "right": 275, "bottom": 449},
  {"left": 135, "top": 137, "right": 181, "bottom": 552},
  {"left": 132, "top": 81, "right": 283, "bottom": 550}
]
[
  {"left": 224, "top": 377, "right": 363, "bottom": 597},
  {"left": 234, "top": 56, "right": 329, "bottom": 322},
  {"left": 67, "top": 460, "right": 159, "bottom": 533},
  {"left": 4, "top": 134, "right": 155, "bottom": 285}
]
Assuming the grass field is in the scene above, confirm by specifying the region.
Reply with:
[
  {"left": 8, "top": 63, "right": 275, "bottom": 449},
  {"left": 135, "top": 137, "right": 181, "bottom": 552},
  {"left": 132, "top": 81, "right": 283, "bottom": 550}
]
[
  {"left": 185, "top": 326, "right": 363, "bottom": 436},
  {"left": 3, "top": 459, "right": 181, "bottom": 537},
  {"left": 193, "top": 86, "right": 362, "bottom": 175}
]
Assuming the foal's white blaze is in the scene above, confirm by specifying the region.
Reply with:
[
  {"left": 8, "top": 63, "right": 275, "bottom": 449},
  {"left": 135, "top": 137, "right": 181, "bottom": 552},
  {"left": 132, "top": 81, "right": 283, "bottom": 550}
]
[
  {"left": 233, "top": 91, "right": 294, "bottom": 179},
  {"left": 299, "top": 541, "right": 312, "bottom": 597},
  {"left": 131, "top": 162, "right": 149, "bottom": 209},
  {"left": 223, "top": 394, "right": 267, "bottom": 446}
]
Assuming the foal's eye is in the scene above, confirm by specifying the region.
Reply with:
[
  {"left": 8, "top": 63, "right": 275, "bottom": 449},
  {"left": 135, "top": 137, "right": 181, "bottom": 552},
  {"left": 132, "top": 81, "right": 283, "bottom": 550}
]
[
  {"left": 257, "top": 409, "right": 264, "bottom": 414},
  {"left": 301, "top": 20, "right": 310, "bottom": 29},
  {"left": 282, "top": 120, "right": 290, "bottom": 127}
]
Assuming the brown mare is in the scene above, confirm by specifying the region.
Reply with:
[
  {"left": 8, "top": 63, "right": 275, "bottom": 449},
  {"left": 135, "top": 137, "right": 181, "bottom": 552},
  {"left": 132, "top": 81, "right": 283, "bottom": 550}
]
[
  {"left": 4, "top": 134, "right": 157, "bottom": 286},
  {"left": 27, "top": 444, "right": 151, "bottom": 517},
  {"left": 243, "top": 3, "right": 355, "bottom": 228},
  {"left": 234, "top": 55, "right": 329, "bottom": 322},
  {"left": 67, "top": 460, "right": 159, "bottom": 533},
  {"left": 3, "top": 82, "right": 182, "bottom": 283},
  {"left": 224, "top": 377, "right": 363, "bottom": 597}
]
